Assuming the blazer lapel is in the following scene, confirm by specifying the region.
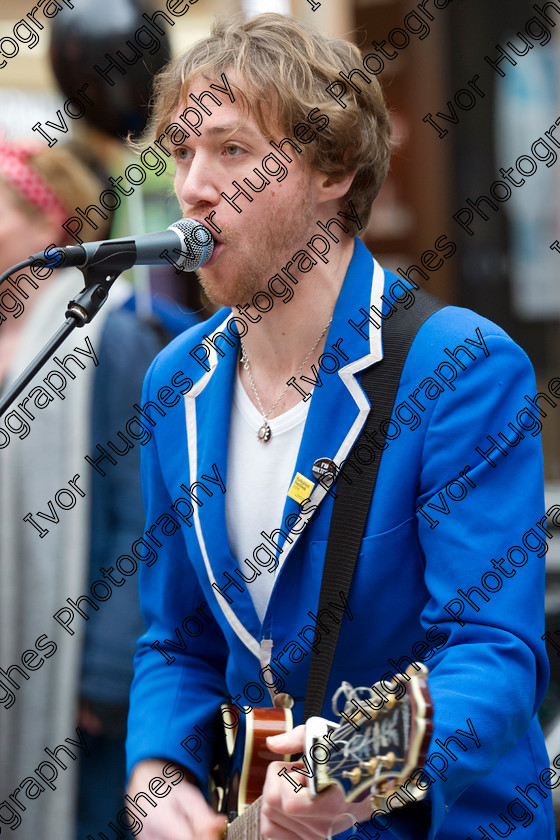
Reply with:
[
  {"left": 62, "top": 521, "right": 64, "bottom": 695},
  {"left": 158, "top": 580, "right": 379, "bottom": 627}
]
[
  {"left": 271, "top": 239, "right": 386, "bottom": 572},
  {"left": 183, "top": 314, "right": 262, "bottom": 658}
]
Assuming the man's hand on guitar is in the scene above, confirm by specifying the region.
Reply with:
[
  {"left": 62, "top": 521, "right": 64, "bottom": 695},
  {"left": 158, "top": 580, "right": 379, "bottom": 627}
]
[
  {"left": 128, "top": 760, "right": 228, "bottom": 840},
  {"left": 261, "top": 726, "right": 373, "bottom": 840}
]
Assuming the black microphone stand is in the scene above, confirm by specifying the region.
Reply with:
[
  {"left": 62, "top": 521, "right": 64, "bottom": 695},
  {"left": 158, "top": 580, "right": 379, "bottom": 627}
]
[{"left": 0, "top": 241, "right": 137, "bottom": 417}]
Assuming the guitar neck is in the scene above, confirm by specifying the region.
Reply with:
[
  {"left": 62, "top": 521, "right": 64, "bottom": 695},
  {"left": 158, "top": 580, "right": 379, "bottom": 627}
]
[{"left": 226, "top": 797, "right": 262, "bottom": 840}]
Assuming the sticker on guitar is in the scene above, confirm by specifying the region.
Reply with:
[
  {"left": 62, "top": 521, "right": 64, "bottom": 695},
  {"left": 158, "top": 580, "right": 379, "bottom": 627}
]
[{"left": 210, "top": 663, "right": 433, "bottom": 838}]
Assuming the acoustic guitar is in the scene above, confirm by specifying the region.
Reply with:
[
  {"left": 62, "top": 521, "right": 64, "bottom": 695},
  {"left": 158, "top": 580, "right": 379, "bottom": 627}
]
[{"left": 211, "top": 663, "right": 433, "bottom": 839}]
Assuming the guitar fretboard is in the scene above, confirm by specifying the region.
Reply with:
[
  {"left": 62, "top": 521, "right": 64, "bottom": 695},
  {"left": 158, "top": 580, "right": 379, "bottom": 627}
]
[{"left": 226, "top": 796, "right": 262, "bottom": 840}]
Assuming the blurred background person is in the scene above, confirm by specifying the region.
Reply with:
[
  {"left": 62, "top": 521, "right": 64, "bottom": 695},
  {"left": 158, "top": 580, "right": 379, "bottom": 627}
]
[
  {"left": 0, "top": 137, "right": 167, "bottom": 840},
  {"left": 0, "top": 2, "right": 203, "bottom": 837}
]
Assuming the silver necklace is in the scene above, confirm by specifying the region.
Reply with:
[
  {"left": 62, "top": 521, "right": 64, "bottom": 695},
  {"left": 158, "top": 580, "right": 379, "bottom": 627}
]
[{"left": 239, "top": 316, "right": 333, "bottom": 443}]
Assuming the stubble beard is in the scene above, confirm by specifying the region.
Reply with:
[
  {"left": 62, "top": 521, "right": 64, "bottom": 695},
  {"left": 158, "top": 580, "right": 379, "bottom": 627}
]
[{"left": 196, "top": 185, "right": 316, "bottom": 309}]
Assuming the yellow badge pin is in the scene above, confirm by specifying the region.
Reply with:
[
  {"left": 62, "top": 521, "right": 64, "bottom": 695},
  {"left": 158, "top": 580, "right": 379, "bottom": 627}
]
[{"left": 287, "top": 472, "right": 315, "bottom": 503}]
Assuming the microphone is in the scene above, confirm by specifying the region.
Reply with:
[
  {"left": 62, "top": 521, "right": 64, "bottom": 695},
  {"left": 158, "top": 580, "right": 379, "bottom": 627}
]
[{"left": 40, "top": 219, "right": 214, "bottom": 272}]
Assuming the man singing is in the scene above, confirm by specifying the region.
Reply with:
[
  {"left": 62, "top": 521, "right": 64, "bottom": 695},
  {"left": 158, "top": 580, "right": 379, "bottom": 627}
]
[{"left": 126, "top": 13, "right": 554, "bottom": 840}]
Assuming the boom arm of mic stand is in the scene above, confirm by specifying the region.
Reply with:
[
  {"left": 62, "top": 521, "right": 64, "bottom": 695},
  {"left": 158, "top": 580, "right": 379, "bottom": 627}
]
[{"left": 0, "top": 242, "right": 137, "bottom": 417}]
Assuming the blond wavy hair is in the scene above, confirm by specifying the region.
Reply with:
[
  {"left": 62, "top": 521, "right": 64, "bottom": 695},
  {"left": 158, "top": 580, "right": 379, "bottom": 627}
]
[{"left": 149, "top": 13, "right": 392, "bottom": 227}]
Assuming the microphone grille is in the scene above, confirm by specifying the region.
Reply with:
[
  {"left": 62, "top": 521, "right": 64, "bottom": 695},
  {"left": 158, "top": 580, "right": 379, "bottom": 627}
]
[{"left": 168, "top": 219, "right": 214, "bottom": 270}]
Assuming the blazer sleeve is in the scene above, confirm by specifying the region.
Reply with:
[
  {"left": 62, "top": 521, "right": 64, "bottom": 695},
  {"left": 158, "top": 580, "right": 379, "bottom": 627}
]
[
  {"left": 125, "top": 356, "right": 229, "bottom": 790},
  {"left": 392, "top": 330, "right": 549, "bottom": 838}
]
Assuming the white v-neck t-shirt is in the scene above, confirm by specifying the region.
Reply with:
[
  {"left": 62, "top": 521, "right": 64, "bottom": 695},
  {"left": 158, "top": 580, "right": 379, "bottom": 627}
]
[{"left": 225, "top": 368, "right": 310, "bottom": 622}]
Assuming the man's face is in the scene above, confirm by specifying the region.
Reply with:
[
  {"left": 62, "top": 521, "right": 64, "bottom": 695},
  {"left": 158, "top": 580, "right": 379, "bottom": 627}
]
[{"left": 173, "top": 73, "right": 320, "bottom": 308}]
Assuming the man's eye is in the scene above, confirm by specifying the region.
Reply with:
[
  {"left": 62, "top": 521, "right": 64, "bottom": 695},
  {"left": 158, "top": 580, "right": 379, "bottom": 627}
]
[
  {"left": 175, "top": 148, "right": 190, "bottom": 161},
  {"left": 224, "top": 144, "right": 242, "bottom": 156}
]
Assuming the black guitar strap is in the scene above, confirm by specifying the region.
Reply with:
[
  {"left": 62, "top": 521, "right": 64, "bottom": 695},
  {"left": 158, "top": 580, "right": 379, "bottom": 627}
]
[{"left": 302, "top": 288, "right": 447, "bottom": 722}]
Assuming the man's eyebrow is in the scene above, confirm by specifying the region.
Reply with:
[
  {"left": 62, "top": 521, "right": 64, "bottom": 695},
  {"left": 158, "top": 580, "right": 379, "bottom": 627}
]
[{"left": 205, "top": 123, "right": 260, "bottom": 138}]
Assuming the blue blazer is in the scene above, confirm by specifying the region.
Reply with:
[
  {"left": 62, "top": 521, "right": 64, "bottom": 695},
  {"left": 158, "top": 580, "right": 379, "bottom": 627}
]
[{"left": 126, "top": 239, "right": 555, "bottom": 839}]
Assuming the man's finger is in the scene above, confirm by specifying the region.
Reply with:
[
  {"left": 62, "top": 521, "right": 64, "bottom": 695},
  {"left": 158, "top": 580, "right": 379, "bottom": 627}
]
[{"left": 266, "top": 724, "right": 306, "bottom": 753}]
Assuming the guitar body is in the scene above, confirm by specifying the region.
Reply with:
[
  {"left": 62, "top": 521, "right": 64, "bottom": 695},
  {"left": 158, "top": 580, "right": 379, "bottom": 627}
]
[{"left": 211, "top": 705, "right": 292, "bottom": 824}]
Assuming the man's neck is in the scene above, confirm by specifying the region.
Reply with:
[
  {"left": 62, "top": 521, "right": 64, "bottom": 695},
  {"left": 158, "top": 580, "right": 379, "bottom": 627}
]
[
  {"left": 238, "top": 235, "right": 354, "bottom": 374},
  {"left": 235, "top": 235, "right": 355, "bottom": 417}
]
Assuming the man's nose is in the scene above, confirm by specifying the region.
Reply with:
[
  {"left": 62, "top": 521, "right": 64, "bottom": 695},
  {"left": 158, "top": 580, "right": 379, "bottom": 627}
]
[{"left": 177, "top": 153, "right": 221, "bottom": 208}]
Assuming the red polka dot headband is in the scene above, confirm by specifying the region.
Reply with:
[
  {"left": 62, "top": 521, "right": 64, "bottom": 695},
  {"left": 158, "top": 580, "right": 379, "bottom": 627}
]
[{"left": 0, "top": 137, "right": 68, "bottom": 225}]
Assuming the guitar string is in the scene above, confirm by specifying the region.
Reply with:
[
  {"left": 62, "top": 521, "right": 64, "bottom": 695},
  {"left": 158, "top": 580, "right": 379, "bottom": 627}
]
[
  {"left": 227, "top": 795, "right": 262, "bottom": 839},
  {"left": 321, "top": 703, "right": 412, "bottom": 766},
  {"left": 315, "top": 716, "right": 406, "bottom": 760},
  {"left": 327, "top": 701, "right": 405, "bottom": 735},
  {"left": 331, "top": 708, "right": 405, "bottom": 740}
]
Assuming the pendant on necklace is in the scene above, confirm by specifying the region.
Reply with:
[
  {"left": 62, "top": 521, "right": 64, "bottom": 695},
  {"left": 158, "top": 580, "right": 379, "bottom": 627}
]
[{"left": 257, "top": 422, "right": 271, "bottom": 443}]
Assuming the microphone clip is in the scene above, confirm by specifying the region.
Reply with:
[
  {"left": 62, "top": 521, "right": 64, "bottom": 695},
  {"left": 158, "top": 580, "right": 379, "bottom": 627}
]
[{"left": 65, "top": 240, "right": 137, "bottom": 327}]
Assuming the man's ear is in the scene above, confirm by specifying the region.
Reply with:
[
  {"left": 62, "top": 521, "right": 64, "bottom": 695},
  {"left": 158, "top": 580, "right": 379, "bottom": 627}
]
[{"left": 315, "top": 169, "right": 357, "bottom": 207}]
